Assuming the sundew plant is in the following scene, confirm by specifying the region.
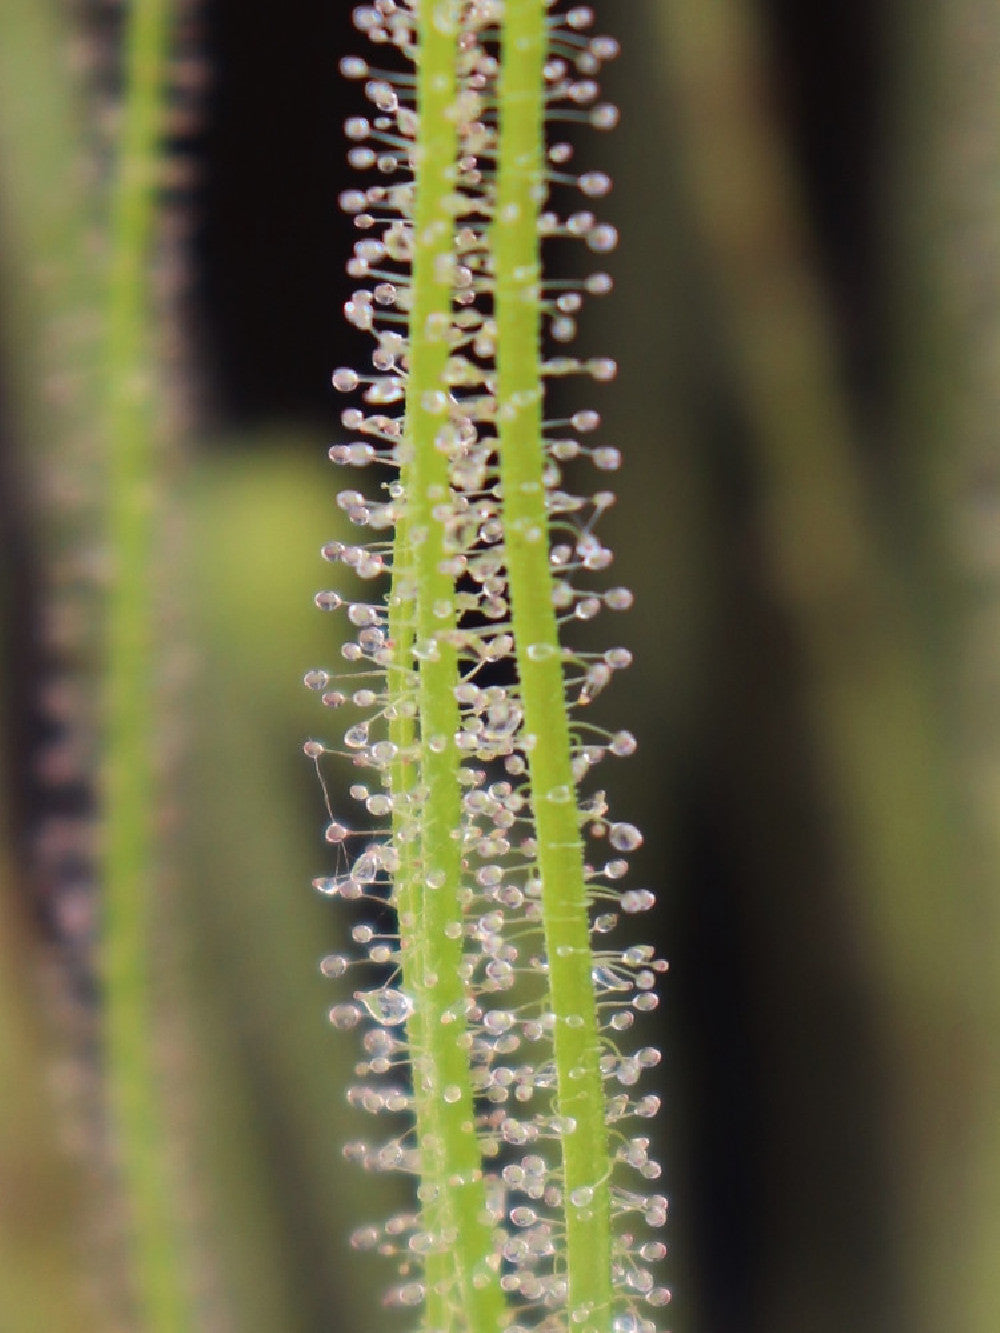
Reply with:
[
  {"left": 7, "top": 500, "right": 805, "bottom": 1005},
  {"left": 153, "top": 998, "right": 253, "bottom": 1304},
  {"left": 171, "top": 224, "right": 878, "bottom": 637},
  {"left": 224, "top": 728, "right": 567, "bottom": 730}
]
[{"left": 307, "top": 3, "right": 668, "bottom": 1330}]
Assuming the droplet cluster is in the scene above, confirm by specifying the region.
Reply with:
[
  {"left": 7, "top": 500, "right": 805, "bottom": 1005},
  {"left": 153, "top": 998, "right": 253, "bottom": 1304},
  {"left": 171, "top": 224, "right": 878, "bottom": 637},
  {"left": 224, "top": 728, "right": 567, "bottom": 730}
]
[{"left": 310, "top": 3, "right": 667, "bottom": 1327}]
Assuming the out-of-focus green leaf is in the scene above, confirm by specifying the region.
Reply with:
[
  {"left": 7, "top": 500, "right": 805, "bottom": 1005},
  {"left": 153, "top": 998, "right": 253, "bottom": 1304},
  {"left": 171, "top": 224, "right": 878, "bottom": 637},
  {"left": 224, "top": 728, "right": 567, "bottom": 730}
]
[{"left": 170, "top": 438, "right": 407, "bottom": 1333}]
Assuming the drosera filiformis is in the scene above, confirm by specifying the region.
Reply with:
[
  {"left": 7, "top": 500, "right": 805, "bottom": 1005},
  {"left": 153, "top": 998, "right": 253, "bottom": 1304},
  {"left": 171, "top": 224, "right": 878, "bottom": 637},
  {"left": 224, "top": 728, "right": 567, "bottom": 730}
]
[{"left": 308, "top": 5, "right": 668, "bottom": 1329}]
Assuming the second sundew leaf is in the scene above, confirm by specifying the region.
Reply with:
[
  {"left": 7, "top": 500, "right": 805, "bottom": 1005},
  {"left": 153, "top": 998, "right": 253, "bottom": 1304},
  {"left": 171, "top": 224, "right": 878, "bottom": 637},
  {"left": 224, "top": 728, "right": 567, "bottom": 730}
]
[
  {"left": 328, "top": 5, "right": 506, "bottom": 1330},
  {"left": 397, "top": 3, "right": 506, "bottom": 1326},
  {"left": 494, "top": 1, "right": 610, "bottom": 1328}
]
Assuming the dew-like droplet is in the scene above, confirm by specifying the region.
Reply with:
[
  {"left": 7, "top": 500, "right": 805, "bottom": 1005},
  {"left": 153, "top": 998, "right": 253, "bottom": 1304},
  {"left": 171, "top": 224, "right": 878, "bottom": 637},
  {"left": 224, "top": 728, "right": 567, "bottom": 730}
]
[
  {"left": 592, "top": 446, "right": 621, "bottom": 471},
  {"left": 586, "top": 223, "right": 618, "bottom": 253},
  {"left": 388, "top": 1282, "right": 425, "bottom": 1308},
  {"left": 610, "top": 729, "right": 637, "bottom": 757},
  {"left": 622, "top": 889, "right": 656, "bottom": 913},
  {"left": 312, "top": 875, "right": 347, "bottom": 897},
  {"left": 606, "top": 586, "right": 634, "bottom": 611},
  {"left": 526, "top": 642, "right": 557, "bottom": 661},
  {"left": 578, "top": 170, "right": 611, "bottom": 197},
  {"left": 586, "top": 271, "right": 613, "bottom": 295},
  {"left": 352, "top": 851, "right": 379, "bottom": 883},
  {"left": 590, "top": 102, "right": 620, "bottom": 129},
  {"left": 609, "top": 821, "right": 643, "bottom": 852},
  {"left": 328, "top": 1003, "right": 362, "bottom": 1029},
  {"left": 588, "top": 356, "right": 618, "bottom": 381},
  {"left": 350, "top": 1224, "right": 380, "bottom": 1250},
  {"left": 356, "top": 987, "right": 414, "bottom": 1026}
]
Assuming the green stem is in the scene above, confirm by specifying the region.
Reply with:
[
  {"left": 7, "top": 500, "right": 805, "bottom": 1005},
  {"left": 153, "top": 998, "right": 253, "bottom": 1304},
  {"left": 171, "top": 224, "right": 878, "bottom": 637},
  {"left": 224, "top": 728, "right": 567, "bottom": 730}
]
[
  {"left": 103, "top": 0, "right": 186, "bottom": 1328},
  {"left": 495, "top": 3, "right": 613, "bottom": 1329},
  {"left": 397, "top": 6, "right": 505, "bottom": 1327},
  {"left": 389, "top": 554, "right": 452, "bottom": 1333},
  {"left": 389, "top": 445, "right": 454, "bottom": 1332}
]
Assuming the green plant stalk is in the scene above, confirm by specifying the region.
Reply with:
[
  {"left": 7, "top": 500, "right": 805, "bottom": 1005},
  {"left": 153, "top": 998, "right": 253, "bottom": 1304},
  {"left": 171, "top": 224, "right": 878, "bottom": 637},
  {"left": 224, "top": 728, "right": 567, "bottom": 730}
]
[
  {"left": 388, "top": 546, "right": 453, "bottom": 1333},
  {"left": 395, "top": 7, "right": 505, "bottom": 1327},
  {"left": 103, "top": 0, "right": 186, "bottom": 1327},
  {"left": 495, "top": 2, "right": 613, "bottom": 1328},
  {"left": 386, "top": 542, "right": 452, "bottom": 1326},
  {"left": 388, "top": 408, "right": 452, "bottom": 1329}
]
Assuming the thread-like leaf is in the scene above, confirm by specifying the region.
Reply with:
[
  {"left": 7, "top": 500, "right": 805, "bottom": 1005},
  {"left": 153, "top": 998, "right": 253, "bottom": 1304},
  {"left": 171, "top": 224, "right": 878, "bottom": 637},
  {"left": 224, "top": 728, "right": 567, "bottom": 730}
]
[{"left": 313, "top": 6, "right": 667, "bottom": 1329}]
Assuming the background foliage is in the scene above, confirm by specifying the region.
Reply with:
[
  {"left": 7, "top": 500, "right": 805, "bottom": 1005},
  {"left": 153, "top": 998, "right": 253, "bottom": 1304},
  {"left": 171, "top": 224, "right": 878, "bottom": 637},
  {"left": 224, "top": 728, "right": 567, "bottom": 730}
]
[{"left": 3, "top": 1, "right": 1000, "bottom": 1331}]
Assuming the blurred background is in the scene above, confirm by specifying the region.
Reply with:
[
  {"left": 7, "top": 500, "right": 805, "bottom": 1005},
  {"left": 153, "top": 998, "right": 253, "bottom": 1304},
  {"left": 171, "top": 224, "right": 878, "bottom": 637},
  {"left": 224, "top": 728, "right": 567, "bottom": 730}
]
[{"left": 3, "top": 0, "right": 1000, "bottom": 1330}]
